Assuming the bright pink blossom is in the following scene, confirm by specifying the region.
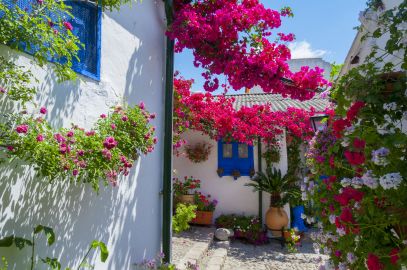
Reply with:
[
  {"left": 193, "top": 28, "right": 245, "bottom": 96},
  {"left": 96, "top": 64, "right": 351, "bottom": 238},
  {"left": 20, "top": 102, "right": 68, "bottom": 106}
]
[
  {"left": 36, "top": 134, "right": 44, "bottom": 142},
  {"left": 16, "top": 124, "right": 29, "bottom": 134},
  {"left": 103, "top": 136, "right": 118, "bottom": 150},
  {"left": 59, "top": 143, "right": 70, "bottom": 154},
  {"left": 40, "top": 107, "right": 47, "bottom": 114},
  {"left": 63, "top": 21, "right": 73, "bottom": 31},
  {"left": 54, "top": 133, "right": 66, "bottom": 143}
]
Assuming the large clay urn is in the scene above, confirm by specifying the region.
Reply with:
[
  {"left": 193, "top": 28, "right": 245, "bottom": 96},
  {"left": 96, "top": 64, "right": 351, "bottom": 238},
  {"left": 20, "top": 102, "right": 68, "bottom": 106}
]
[
  {"left": 266, "top": 193, "right": 289, "bottom": 236},
  {"left": 266, "top": 207, "right": 289, "bottom": 236}
]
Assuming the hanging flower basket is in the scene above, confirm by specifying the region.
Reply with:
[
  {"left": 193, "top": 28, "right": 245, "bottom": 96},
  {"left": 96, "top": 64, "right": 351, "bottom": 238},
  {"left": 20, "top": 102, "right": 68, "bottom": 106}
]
[
  {"left": 262, "top": 146, "right": 280, "bottom": 164},
  {"left": 185, "top": 142, "right": 212, "bottom": 163}
]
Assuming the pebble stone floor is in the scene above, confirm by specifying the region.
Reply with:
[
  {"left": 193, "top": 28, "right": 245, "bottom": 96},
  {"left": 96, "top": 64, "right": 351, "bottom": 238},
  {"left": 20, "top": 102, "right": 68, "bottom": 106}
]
[
  {"left": 173, "top": 226, "right": 328, "bottom": 270},
  {"left": 222, "top": 236, "right": 328, "bottom": 270}
]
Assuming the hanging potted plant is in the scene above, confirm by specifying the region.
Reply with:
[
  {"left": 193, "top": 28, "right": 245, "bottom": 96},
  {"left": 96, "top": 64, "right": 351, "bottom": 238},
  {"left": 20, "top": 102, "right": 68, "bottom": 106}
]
[
  {"left": 184, "top": 142, "right": 212, "bottom": 163},
  {"left": 262, "top": 144, "right": 280, "bottom": 167},
  {"left": 245, "top": 167, "right": 298, "bottom": 236},
  {"left": 190, "top": 192, "right": 218, "bottom": 225},
  {"left": 173, "top": 176, "right": 201, "bottom": 205}
]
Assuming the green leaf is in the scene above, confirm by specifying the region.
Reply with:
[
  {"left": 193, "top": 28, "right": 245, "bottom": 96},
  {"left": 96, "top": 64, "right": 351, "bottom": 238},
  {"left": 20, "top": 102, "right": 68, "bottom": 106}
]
[
  {"left": 90, "top": 241, "right": 109, "bottom": 263},
  {"left": 0, "top": 235, "right": 32, "bottom": 250},
  {"left": 14, "top": 237, "right": 33, "bottom": 250},
  {"left": 41, "top": 257, "right": 61, "bottom": 270},
  {"left": 34, "top": 225, "right": 55, "bottom": 246},
  {"left": 0, "top": 236, "right": 14, "bottom": 247}
]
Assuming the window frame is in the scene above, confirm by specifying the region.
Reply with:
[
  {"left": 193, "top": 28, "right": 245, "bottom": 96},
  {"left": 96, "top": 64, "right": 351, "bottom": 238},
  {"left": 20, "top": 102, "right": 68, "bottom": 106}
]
[{"left": 64, "top": 0, "right": 102, "bottom": 81}]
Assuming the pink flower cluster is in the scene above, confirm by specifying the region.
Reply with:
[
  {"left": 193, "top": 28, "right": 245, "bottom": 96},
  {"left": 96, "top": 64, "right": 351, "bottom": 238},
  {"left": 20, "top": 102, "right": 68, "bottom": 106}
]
[
  {"left": 168, "top": 0, "right": 329, "bottom": 100},
  {"left": 7, "top": 105, "right": 157, "bottom": 187}
]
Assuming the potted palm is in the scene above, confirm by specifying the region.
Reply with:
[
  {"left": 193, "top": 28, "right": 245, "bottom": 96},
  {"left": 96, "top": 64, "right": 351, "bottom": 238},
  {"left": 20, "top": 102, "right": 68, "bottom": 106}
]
[{"left": 246, "top": 167, "right": 298, "bottom": 236}]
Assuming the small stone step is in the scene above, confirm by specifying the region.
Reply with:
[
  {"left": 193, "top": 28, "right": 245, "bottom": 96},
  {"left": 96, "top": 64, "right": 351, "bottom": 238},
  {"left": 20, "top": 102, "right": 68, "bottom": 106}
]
[
  {"left": 176, "top": 240, "right": 213, "bottom": 270},
  {"left": 205, "top": 243, "right": 228, "bottom": 270}
]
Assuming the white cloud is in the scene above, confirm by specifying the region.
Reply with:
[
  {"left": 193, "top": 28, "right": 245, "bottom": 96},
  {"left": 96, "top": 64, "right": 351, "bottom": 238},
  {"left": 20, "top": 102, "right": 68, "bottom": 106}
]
[{"left": 288, "top": 41, "right": 327, "bottom": 59}]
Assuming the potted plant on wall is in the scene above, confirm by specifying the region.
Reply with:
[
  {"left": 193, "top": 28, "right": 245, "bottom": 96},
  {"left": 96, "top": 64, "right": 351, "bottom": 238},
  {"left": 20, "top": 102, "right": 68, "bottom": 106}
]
[
  {"left": 173, "top": 176, "right": 201, "bottom": 205},
  {"left": 190, "top": 192, "right": 218, "bottom": 225},
  {"left": 262, "top": 144, "right": 280, "bottom": 168},
  {"left": 245, "top": 167, "right": 298, "bottom": 236},
  {"left": 184, "top": 142, "right": 212, "bottom": 163}
]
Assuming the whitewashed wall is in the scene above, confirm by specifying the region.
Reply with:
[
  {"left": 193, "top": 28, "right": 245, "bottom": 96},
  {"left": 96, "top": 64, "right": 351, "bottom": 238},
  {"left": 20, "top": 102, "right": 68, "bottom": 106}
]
[
  {"left": 0, "top": 1, "right": 166, "bottom": 269},
  {"left": 341, "top": 0, "right": 404, "bottom": 75},
  {"left": 173, "top": 130, "right": 291, "bottom": 227}
]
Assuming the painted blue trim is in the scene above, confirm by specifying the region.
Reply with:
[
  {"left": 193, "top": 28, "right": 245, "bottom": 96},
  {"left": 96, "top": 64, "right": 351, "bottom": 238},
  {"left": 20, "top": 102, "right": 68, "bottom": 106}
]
[
  {"left": 5, "top": 0, "right": 102, "bottom": 81},
  {"left": 64, "top": 1, "right": 101, "bottom": 81},
  {"left": 217, "top": 140, "right": 254, "bottom": 177}
]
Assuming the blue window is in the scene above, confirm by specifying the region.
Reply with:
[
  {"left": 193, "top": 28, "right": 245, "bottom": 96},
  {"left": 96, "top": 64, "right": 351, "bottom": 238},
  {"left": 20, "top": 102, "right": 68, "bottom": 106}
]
[
  {"left": 217, "top": 140, "right": 254, "bottom": 178},
  {"left": 2, "top": 0, "right": 101, "bottom": 80},
  {"left": 64, "top": 1, "right": 102, "bottom": 80}
]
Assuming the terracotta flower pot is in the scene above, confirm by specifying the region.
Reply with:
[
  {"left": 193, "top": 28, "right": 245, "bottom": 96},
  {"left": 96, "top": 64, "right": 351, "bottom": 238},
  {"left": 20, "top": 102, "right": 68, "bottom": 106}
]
[
  {"left": 265, "top": 207, "right": 289, "bottom": 237},
  {"left": 191, "top": 211, "right": 213, "bottom": 225},
  {"left": 178, "top": 194, "right": 195, "bottom": 205}
]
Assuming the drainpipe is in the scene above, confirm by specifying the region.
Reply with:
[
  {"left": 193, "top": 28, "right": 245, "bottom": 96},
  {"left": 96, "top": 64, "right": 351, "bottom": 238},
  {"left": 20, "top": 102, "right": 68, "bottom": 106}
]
[
  {"left": 257, "top": 137, "right": 263, "bottom": 225},
  {"left": 162, "top": 0, "right": 174, "bottom": 264}
]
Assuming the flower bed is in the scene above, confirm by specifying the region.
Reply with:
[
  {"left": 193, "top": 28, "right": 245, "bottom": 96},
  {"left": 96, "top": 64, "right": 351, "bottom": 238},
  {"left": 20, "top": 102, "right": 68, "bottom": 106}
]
[{"left": 215, "top": 214, "right": 267, "bottom": 245}]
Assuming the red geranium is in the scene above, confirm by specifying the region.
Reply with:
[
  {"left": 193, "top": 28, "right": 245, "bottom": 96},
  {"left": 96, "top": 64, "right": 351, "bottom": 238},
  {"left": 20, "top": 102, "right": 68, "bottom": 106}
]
[
  {"left": 366, "top": 253, "right": 384, "bottom": 270},
  {"left": 344, "top": 150, "right": 365, "bottom": 166}
]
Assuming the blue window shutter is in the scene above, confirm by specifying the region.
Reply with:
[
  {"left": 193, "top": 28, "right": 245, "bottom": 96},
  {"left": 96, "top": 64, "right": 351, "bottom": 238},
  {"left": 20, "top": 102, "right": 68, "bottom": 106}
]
[
  {"left": 2, "top": 0, "right": 102, "bottom": 80},
  {"left": 218, "top": 140, "right": 254, "bottom": 177},
  {"left": 218, "top": 140, "right": 234, "bottom": 176},
  {"left": 65, "top": 1, "right": 101, "bottom": 80}
]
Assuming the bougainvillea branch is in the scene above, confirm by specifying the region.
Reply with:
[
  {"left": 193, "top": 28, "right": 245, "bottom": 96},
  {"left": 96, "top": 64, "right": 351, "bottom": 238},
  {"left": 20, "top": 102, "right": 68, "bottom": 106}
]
[
  {"left": 173, "top": 76, "right": 316, "bottom": 149},
  {"left": 168, "top": 0, "right": 330, "bottom": 100}
]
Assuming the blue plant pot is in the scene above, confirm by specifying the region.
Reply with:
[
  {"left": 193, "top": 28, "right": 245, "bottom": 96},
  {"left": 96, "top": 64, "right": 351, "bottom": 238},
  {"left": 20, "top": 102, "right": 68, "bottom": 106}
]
[{"left": 291, "top": 205, "right": 308, "bottom": 232}]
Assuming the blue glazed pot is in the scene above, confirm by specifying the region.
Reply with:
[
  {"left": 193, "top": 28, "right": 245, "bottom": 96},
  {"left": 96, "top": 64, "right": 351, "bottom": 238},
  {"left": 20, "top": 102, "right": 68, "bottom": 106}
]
[{"left": 291, "top": 205, "right": 308, "bottom": 232}]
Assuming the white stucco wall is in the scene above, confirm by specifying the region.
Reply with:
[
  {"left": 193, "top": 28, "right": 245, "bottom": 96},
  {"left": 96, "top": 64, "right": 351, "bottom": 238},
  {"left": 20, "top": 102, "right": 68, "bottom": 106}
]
[
  {"left": 341, "top": 0, "right": 404, "bottom": 75},
  {"left": 173, "top": 130, "right": 290, "bottom": 227},
  {"left": 0, "top": 1, "right": 166, "bottom": 269}
]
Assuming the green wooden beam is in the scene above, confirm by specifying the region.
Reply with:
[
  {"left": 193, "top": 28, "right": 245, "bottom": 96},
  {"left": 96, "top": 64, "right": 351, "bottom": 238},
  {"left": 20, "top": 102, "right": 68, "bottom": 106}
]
[{"left": 162, "top": 0, "right": 174, "bottom": 263}]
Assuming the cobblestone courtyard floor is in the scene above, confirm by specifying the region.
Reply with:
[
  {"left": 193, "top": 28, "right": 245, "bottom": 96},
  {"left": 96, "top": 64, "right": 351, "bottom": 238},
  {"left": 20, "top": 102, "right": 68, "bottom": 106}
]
[{"left": 173, "top": 227, "right": 328, "bottom": 270}]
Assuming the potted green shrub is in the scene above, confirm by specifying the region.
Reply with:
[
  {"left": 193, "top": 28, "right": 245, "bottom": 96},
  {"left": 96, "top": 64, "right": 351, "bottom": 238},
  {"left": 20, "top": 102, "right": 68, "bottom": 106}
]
[{"left": 245, "top": 167, "right": 298, "bottom": 236}]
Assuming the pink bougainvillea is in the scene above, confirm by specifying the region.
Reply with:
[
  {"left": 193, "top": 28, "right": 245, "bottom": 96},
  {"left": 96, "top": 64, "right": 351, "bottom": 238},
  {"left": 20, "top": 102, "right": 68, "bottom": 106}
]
[
  {"left": 173, "top": 77, "right": 317, "bottom": 149},
  {"left": 168, "top": 0, "right": 329, "bottom": 99}
]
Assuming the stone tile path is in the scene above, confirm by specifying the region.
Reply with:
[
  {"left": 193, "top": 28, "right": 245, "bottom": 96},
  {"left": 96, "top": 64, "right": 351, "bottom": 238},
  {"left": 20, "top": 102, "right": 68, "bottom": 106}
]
[
  {"left": 172, "top": 226, "right": 215, "bottom": 269},
  {"left": 172, "top": 226, "right": 328, "bottom": 270}
]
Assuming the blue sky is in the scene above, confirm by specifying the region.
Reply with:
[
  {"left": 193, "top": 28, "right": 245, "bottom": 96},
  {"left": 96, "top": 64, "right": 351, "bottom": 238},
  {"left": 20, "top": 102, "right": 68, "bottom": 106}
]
[{"left": 174, "top": 0, "right": 367, "bottom": 92}]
